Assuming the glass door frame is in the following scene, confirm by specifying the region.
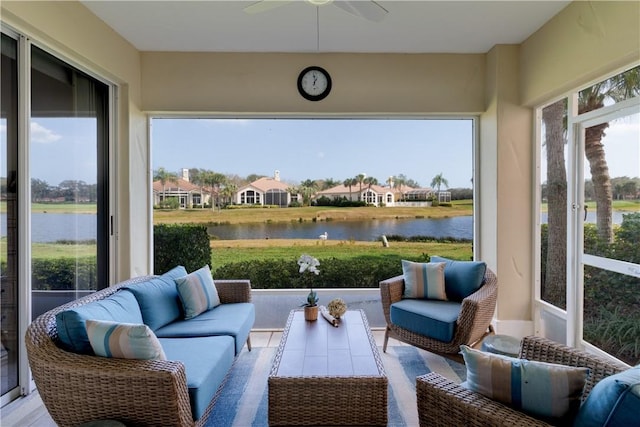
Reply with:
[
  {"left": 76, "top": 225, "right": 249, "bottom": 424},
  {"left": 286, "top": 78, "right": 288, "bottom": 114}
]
[
  {"left": 534, "top": 68, "right": 640, "bottom": 362},
  {"left": 0, "top": 25, "right": 118, "bottom": 403},
  {"left": 571, "top": 96, "right": 640, "bottom": 357}
]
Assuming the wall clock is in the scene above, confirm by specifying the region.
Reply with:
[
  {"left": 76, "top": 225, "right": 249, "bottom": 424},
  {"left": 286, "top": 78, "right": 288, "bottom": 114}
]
[{"left": 297, "top": 66, "right": 332, "bottom": 101}]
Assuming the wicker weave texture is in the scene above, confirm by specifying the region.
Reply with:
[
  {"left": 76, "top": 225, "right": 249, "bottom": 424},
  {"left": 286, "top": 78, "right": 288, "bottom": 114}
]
[
  {"left": 380, "top": 268, "right": 498, "bottom": 356},
  {"left": 416, "top": 335, "right": 629, "bottom": 427},
  {"left": 25, "top": 276, "right": 253, "bottom": 427},
  {"left": 268, "top": 310, "right": 387, "bottom": 426}
]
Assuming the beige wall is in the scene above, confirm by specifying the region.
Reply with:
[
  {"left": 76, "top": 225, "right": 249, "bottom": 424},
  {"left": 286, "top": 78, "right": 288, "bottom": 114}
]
[
  {"left": 142, "top": 52, "right": 485, "bottom": 114},
  {"left": 521, "top": 1, "right": 640, "bottom": 106},
  {"left": 1, "top": 1, "right": 147, "bottom": 280}
]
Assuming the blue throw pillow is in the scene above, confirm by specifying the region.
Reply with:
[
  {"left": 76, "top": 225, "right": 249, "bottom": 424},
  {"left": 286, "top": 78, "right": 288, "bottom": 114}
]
[
  {"left": 429, "top": 256, "right": 487, "bottom": 301},
  {"left": 573, "top": 365, "right": 640, "bottom": 427},
  {"left": 125, "top": 266, "right": 188, "bottom": 330}
]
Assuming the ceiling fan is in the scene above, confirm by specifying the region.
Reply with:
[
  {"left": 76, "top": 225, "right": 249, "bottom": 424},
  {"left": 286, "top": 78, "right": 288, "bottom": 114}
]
[{"left": 244, "top": 0, "right": 388, "bottom": 23}]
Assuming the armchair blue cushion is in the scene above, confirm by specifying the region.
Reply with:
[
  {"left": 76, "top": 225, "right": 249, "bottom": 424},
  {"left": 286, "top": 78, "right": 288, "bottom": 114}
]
[{"left": 430, "top": 256, "right": 486, "bottom": 301}]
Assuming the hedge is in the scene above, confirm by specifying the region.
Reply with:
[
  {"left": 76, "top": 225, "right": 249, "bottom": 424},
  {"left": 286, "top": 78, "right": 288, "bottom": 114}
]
[{"left": 153, "top": 223, "right": 212, "bottom": 274}]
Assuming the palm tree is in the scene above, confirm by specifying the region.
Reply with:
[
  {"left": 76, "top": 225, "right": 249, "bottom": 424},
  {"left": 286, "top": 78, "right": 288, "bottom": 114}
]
[
  {"left": 153, "top": 167, "right": 178, "bottom": 207},
  {"left": 363, "top": 176, "right": 379, "bottom": 205},
  {"left": 343, "top": 177, "right": 356, "bottom": 201},
  {"left": 356, "top": 173, "right": 366, "bottom": 201},
  {"left": 430, "top": 173, "right": 449, "bottom": 193},
  {"left": 207, "top": 172, "right": 227, "bottom": 211},
  {"left": 542, "top": 98, "right": 568, "bottom": 307},
  {"left": 220, "top": 182, "right": 237, "bottom": 207},
  {"left": 578, "top": 66, "right": 640, "bottom": 243},
  {"left": 299, "top": 180, "right": 318, "bottom": 206},
  {"left": 189, "top": 168, "right": 207, "bottom": 208},
  {"left": 393, "top": 175, "right": 406, "bottom": 201}
]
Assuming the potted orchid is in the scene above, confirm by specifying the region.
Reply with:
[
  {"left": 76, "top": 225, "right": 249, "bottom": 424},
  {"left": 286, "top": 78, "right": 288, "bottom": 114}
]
[{"left": 298, "top": 254, "right": 320, "bottom": 321}]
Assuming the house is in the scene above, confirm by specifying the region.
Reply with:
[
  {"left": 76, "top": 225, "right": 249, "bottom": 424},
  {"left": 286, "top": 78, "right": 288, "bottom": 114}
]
[
  {"left": 235, "top": 171, "right": 298, "bottom": 207},
  {"left": 152, "top": 178, "right": 211, "bottom": 209},
  {"left": 1, "top": 0, "right": 638, "bottom": 408},
  {"left": 316, "top": 183, "right": 396, "bottom": 207}
]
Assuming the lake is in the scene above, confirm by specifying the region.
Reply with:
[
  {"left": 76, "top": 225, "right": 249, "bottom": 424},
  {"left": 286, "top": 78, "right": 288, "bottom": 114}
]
[
  {"left": 207, "top": 216, "right": 473, "bottom": 241},
  {"left": 2, "top": 210, "right": 631, "bottom": 243},
  {"left": 1, "top": 213, "right": 474, "bottom": 242}
]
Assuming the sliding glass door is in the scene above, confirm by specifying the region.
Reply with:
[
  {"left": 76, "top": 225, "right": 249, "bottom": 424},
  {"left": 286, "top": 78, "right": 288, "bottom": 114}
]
[
  {"left": 1, "top": 30, "right": 112, "bottom": 402},
  {"left": 30, "top": 45, "right": 110, "bottom": 320}
]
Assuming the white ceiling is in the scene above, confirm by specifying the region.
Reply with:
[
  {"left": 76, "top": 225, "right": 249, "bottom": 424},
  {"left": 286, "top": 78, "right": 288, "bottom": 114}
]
[{"left": 80, "top": 0, "right": 570, "bottom": 54}]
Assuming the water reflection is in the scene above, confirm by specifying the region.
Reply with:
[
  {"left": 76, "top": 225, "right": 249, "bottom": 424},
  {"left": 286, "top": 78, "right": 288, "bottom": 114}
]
[{"left": 208, "top": 216, "right": 473, "bottom": 241}]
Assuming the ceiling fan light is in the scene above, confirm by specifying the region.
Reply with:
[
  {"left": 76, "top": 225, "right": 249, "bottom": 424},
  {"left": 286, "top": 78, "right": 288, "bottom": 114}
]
[{"left": 307, "top": 0, "right": 333, "bottom": 6}]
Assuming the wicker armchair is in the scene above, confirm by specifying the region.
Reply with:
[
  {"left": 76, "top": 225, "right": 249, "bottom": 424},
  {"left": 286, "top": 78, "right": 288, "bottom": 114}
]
[
  {"left": 25, "top": 276, "right": 253, "bottom": 427},
  {"left": 416, "top": 336, "right": 629, "bottom": 427},
  {"left": 380, "top": 267, "right": 497, "bottom": 360}
]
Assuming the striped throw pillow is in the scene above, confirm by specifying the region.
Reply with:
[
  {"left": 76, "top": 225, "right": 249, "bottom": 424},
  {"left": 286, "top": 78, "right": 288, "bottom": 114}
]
[
  {"left": 401, "top": 260, "right": 447, "bottom": 300},
  {"left": 175, "top": 265, "right": 221, "bottom": 319},
  {"left": 460, "top": 345, "right": 589, "bottom": 422},
  {"left": 86, "top": 319, "right": 166, "bottom": 360}
]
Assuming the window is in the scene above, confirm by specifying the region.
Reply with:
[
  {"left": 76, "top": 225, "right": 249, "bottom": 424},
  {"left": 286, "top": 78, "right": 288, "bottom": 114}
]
[{"left": 536, "top": 66, "right": 640, "bottom": 365}]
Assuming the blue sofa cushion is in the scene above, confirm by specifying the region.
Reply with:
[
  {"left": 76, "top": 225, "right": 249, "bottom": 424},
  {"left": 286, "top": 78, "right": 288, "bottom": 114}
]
[
  {"left": 154, "top": 302, "right": 255, "bottom": 355},
  {"left": 160, "top": 335, "right": 235, "bottom": 421},
  {"left": 124, "top": 266, "right": 187, "bottom": 330},
  {"left": 390, "top": 299, "right": 461, "bottom": 342},
  {"left": 573, "top": 365, "right": 640, "bottom": 427},
  {"left": 56, "top": 289, "right": 143, "bottom": 354},
  {"left": 429, "top": 256, "right": 487, "bottom": 301}
]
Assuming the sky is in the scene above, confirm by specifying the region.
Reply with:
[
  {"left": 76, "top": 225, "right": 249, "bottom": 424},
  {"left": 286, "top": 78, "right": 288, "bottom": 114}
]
[
  {"left": 1, "top": 114, "right": 638, "bottom": 189},
  {"left": 151, "top": 118, "right": 475, "bottom": 189}
]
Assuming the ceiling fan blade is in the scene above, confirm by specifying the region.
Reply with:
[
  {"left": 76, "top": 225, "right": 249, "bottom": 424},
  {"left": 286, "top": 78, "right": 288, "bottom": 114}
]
[
  {"left": 333, "top": 0, "right": 388, "bottom": 22},
  {"left": 244, "top": 0, "right": 292, "bottom": 14}
]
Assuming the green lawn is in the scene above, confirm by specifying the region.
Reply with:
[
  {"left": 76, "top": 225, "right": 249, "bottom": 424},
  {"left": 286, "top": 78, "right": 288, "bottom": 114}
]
[{"left": 209, "top": 238, "right": 472, "bottom": 272}]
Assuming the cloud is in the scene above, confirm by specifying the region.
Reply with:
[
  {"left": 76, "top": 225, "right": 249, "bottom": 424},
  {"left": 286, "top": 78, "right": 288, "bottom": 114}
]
[{"left": 31, "top": 122, "right": 62, "bottom": 143}]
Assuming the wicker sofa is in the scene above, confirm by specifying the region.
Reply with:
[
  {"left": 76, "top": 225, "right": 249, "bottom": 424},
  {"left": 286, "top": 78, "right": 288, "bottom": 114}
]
[
  {"left": 25, "top": 267, "right": 254, "bottom": 427},
  {"left": 416, "top": 336, "right": 631, "bottom": 427}
]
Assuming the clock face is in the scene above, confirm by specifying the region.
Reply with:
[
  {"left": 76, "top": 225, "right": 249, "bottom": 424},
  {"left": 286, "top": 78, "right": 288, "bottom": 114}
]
[{"left": 297, "top": 66, "right": 331, "bottom": 101}]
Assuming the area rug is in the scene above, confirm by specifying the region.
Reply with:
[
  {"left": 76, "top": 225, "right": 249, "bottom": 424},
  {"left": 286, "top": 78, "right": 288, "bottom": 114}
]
[{"left": 206, "top": 345, "right": 466, "bottom": 426}]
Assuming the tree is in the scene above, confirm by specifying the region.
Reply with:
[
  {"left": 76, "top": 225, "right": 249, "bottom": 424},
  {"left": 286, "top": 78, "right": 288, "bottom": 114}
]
[
  {"left": 220, "top": 182, "right": 237, "bottom": 207},
  {"left": 542, "top": 98, "right": 568, "bottom": 307},
  {"left": 188, "top": 168, "right": 207, "bottom": 208},
  {"left": 246, "top": 173, "right": 265, "bottom": 183},
  {"left": 31, "top": 178, "right": 50, "bottom": 201},
  {"left": 356, "top": 173, "right": 366, "bottom": 201},
  {"left": 299, "top": 180, "right": 318, "bottom": 206},
  {"left": 430, "top": 173, "right": 449, "bottom": 193},
  {"left": 579, "top": 66, "right": 640, "bottom": 243},
  {"left": 343, "top": 178, "right": 357, "bottom": 201},
  {"left": 320, "top": 178, "right": 340, "bottom": 190},
  {"left": 206, "top": 172, "right": 227, "bottom": 211},
  {"left": 154, "top": 167, "right": 178, "bottom": 207}
]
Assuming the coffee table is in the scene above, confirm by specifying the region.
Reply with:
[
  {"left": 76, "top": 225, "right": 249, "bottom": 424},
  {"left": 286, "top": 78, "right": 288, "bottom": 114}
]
[{"left": 268, "top": 309, "right": 387, "bottom": 426}]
